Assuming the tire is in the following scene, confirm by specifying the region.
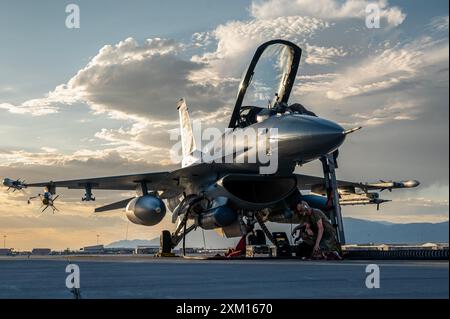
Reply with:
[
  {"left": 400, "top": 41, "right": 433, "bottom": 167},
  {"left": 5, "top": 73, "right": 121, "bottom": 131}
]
[
  {"left": 255, "top": 229, "right": 266, "bottom": 245},
  {"left": 160, "top": 230, "right": 172, "bottom": 254},
  {"left": 247, "top": 234, "right": 258, "bottom": 245}
]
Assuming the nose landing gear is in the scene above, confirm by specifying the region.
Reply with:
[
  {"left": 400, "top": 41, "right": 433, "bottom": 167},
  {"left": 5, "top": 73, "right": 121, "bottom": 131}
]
[{"left": 320, "top": 153, "right": 345, "bottom": 246}]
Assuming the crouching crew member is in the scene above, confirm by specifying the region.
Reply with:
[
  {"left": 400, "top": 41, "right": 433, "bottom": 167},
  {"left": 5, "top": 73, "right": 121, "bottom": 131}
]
[{"left": 293, "top": 200, "right": 341, "bottom": 259}]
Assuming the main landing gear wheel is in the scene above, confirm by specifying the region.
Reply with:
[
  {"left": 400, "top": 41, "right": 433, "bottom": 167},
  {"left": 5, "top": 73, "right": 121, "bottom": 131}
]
[
  {"left": 160, "top": 230, "right": 172, "bottom": 254},
  {"left": 255, "top": 229, "right": 266, "bottom": 245},
  {"left": 247, "top": 229, "right": 267, "bottom": 245},
  {"left": 248, "top": 233, "right": 257, "bottom": 245}
]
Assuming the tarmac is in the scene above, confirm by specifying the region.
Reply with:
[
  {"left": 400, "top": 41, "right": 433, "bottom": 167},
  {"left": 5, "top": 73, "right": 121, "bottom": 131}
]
[{"left": 0, "top": 255, "right": 448, "bottom": 299}]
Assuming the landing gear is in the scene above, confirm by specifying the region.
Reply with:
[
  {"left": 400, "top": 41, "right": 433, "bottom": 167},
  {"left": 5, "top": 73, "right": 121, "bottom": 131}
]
[
  {"left": 255, "top": 229, "right": 266, "bottom": 245},
  {"left": 157, "top": 194, "right": 205, "bottom": 256},
  {"left": 236, "top": 210, "right": 278, "bottom": 253},
  {"left": 255, "top": 212, "right": 276, "bottom": 245},
  {"left": 247, "top": 229, "right": 266, "bottom": 245},
  {"left": 160, "top": 230, "right": 172, "bottom": 254},
  {"left": 159, "top": 210, "right": 197, "bottom": 256},
  {"left": 239, "top": 210, "right": 276, "bottom": 247},
  {"left": 321, "top": 153, "right": 346, "bottom": 246}
]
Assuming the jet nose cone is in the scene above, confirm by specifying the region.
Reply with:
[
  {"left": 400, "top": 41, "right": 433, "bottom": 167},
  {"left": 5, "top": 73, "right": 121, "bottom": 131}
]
[
  {"left": 278, "top": 115, "right": 346, "bottom": 162},
  {"left": 307, "top": 116, "right": 346, "bottom": 151},
  {"left": 316, "top": 118, "right": 345, "bottom": 136}
]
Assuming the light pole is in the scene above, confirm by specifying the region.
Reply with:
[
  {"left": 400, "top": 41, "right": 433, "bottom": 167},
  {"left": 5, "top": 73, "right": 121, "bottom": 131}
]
[
  {"left": 96, "top": 234, "right": 100, "bottom": 245},
  {"left": 3, "top": 235, "right": 6, "bottom": 249}
]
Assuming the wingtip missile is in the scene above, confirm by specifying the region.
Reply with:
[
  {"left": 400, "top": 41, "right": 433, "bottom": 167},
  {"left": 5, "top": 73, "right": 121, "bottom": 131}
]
[{"left": 367, "top": 179, "right": 421, "bottom": 191}]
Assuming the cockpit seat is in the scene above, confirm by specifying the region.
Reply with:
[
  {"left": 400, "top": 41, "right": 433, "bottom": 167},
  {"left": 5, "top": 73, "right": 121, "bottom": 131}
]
[{"left": 288, "top": 103, "right": 317, "bottom": 117}]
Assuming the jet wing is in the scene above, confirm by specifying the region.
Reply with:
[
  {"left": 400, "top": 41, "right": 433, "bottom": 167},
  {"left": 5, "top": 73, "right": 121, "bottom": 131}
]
[
  {"left": 295, "top": 173, "right": 362, "bottom": 190},
  {"left": 22, "top": 163, "right": 234, "bottom": 198},
  {"left": 19, "top": 168, "right": 419, "bottom": 201},
  {"left": 25, "top": 170, "right": 418, "bottom": 192},
  {"left": 295, "top": 174, "right": 327, "bottom": 190},
  {"left": 25, "top": 171, "right": 173, "bottom": 191},
  {"left": 20, "top": 162, "right": 247, "bottom": 196}
]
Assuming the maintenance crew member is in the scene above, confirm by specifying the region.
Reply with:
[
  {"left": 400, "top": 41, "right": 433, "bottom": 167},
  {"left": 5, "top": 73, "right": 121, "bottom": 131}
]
[{"left": 294, "top": 201, "right": 340, "bottom": 258}]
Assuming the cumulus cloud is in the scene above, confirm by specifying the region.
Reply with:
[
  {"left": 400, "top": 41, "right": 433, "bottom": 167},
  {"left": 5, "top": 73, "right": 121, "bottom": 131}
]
[
  {"left": 1, "top": 38, "right": 236, "bottom": 122},
  {"left": 0, "top": 102, "right": 58, "bottom": 116},
  {"left": 68, "top": 38, "right": 228, "bottom": 120},
  {"left": 304, "top": 44, "right": 347, "bottom": 64},
  {"left": 0, "top": 37, "right": 239, "bottom": 170},
  {"left": 0, "top": 148, "right": 175, "bottom": 179},
  {"left": 291, "top": 35, "right": 449, "bottom": 128},
  {"left": 325, "top": 44, "right": 423, "bottom": 100},
  {"left": 191, "top": 16, "right": 330, "bottom": 79},
  {"left": 250, "top": 0, "right": 406, "bottom": 27},
  {"left": 0, "top": 83, "right": 83, "bottom": 116}
]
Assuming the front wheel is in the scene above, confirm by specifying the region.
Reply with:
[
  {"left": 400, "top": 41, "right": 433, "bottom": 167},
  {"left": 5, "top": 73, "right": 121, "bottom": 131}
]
[{"left": 160, "top": 230, "right": 172, "bottom": 254}]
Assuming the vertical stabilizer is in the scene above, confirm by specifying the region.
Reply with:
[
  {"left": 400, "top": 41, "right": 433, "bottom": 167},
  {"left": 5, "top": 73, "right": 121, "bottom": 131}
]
[{"left": 177, "top": 98, "right": 201, "bottom": 167}]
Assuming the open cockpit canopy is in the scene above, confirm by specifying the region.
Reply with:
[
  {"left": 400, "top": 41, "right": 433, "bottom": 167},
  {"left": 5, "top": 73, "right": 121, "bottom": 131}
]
[{"left": 228, "top": 40, "right": 307, "bottom": 128}]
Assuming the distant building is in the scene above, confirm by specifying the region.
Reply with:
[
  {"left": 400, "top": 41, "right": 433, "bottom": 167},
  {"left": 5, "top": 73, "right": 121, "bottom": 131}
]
[
  {"left": 136, "top": 245, "right": 160, "bottom": 254},
  {"left": 421, "top": 242, "right": 449, "bottom": 249},
  {"left": 0, "top": 248, "right": 13, "bottom": 256},
  {"left": 104, "top": 247, "right": 135, "bottom": 254},
  {"left": 31, "top": 248, "right": 51, "bottom": 255},
  {"left": 49, "top": 248, "right": 78, "bottom": 255},
  {"left": 81, "top": 244, "right": 104, "bottom": 254}
]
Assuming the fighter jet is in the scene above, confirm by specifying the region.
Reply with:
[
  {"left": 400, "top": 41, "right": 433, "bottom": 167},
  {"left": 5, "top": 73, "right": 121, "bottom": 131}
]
[{"left": 4, "top": 40, "right": 419, "bottom": 252}]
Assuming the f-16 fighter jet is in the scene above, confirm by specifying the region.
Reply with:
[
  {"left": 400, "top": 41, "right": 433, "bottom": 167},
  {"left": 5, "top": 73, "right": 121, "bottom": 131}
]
[{"left": 4, "top": 40, "right": 419, "bottom": 253}]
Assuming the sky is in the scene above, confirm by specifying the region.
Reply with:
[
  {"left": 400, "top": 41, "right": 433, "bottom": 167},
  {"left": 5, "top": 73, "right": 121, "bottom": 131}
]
[{"left": 0, "top": 0, "right": 448, "bottom": 250}]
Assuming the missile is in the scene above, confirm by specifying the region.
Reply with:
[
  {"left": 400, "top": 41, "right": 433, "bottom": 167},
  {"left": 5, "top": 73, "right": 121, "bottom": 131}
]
[
  {"left": 400, "top": 180, "right": 421, "bottom": 188},
  {"left": 367, "top": 180, "right": 420, "bottom": 190}
]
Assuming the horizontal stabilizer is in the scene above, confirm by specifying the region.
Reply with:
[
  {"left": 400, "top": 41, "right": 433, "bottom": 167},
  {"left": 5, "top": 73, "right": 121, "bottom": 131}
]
[{"left": 94, "top": 197, "right": 135, "bottom": 213}]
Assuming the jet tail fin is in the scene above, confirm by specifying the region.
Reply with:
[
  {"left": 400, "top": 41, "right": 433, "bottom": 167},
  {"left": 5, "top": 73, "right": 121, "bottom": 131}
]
[{"left": 177, "top": 98, "right": 202, "bottom": 167}]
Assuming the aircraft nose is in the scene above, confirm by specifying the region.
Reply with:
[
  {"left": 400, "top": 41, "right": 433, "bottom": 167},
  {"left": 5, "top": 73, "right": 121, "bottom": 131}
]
[
  {"left": 310, "top": 117, "right": 345, "bottom": 138},
  {"left": 277, "top": 115, "right": 346, "bottom": 161},
  {"left": 307, "top": 117, "right": 346, "bottom": 153}
]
